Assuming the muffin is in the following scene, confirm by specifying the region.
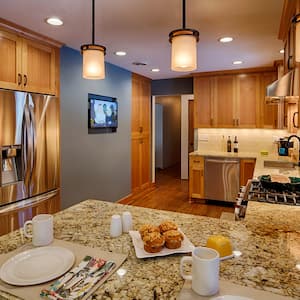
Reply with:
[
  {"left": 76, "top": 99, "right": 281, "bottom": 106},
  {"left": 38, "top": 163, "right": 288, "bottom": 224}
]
[
  {"left": 163, "top": 230, "right": 184, "bottom": 249},
  {"left": 139, "top": 224, "right": 160, "bottom": 239},
  {"left": 159, "top": 220, "right": 178, "bottom": 234},
  {"left": 143, "top": 231, "right": 165, "bottom": 253}
]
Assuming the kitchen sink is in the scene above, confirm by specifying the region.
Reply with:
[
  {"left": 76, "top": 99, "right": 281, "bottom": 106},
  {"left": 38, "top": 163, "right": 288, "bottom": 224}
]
[{"left": 263, "top": 160, "right": 296, "bottom": 169}]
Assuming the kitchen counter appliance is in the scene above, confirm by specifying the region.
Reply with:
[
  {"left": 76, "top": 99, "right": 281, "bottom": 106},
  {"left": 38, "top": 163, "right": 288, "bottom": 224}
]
[{"left": 204, "top": 157, "right": 240, "bottom": 202}]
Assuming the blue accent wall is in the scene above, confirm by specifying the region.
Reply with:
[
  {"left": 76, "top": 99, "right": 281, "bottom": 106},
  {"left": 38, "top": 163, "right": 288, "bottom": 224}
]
[
  {"left": 60, "top": 46, "right": 132, "bottom": 209},
  {"left": 151, "top": 78, "right": 193, "bottom": 95}
]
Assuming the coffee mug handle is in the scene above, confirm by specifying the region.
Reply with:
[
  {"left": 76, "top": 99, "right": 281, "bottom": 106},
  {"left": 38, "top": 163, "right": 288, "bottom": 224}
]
[
  {"left": 180, "top": 256, "right": 193, "bottom": 281},
  {"left": 23, "top": 220, "right": 33, "bottom": 238}
]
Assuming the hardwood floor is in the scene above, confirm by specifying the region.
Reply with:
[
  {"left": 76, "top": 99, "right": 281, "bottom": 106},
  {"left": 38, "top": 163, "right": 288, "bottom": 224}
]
[{"left": 121, "top": 164, "right": 235, "bottom": 218}]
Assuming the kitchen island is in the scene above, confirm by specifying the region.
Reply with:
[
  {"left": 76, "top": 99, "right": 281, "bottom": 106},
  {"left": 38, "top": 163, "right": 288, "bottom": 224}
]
[{"left": 0, "top": 199, "right": 299, "bottom": 299}]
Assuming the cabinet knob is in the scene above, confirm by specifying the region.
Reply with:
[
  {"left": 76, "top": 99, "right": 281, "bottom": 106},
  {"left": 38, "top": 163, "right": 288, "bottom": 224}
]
[
  {"left": 23, "top": 75, "right": 28, "bottom": 86},
  {"left": 139, "top": 126, "right": 143, "bottom": 133}
]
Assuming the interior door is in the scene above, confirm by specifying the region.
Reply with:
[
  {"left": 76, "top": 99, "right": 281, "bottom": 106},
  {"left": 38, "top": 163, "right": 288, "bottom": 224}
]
[{"left": 188, "top": 100, "right": 194, "bottom": 153}]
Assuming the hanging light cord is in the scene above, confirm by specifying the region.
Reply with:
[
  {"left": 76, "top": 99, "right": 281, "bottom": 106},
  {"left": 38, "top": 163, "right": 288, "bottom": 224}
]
[
  {"left": 92, "top": 0, "right": 95, "bottom": 44},
  {"left": 182, "top": 0, "right": 186, "bottom": 29}
]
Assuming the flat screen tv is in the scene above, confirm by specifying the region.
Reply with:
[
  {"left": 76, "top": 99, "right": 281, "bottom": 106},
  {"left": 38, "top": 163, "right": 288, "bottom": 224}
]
[{"left": 88, "top": 94, "right": 118, "bottom": 129}]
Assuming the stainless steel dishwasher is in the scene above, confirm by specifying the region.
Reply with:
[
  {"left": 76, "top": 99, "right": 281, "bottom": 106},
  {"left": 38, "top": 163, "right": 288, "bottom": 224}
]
[{"left": 204, "top": 157, "right": 240, "bottom": 202}]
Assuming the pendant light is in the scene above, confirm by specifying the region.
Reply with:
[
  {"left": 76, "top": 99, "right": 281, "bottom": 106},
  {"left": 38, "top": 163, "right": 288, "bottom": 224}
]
[
  {"left": 81, "top": 0, "right": 106, "bottom": 79},
  {"left": 169, "top": 0, "right": 199, "bottom": 72}
]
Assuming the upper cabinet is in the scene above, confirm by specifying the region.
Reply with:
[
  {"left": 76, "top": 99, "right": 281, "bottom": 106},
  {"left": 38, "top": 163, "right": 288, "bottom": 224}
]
[
  {"left": 0, "top": 26, "right": 60, "bottom": 95},
  {"left": 194, "top": 68, "right": 277, "bottom": 129}
]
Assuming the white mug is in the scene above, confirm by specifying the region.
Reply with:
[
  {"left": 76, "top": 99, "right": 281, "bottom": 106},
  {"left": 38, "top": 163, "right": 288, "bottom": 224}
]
[
  {"left": 122, "top": 211, "right": 133, "bottom": 233},
  {"left": 23, "top": 214, "right": 54, "bottom": 246},
  {"left": 180, "top": 247, "right": 220, "bottom": 296},
  {"left": 110, "top": 214, "right": 122, "bottom": 237}
]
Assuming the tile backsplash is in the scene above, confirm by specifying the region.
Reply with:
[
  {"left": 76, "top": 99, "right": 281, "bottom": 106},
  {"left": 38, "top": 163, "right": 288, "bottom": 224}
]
[{"left": 195, "top": 128, "right": 300, "bottom": 154}]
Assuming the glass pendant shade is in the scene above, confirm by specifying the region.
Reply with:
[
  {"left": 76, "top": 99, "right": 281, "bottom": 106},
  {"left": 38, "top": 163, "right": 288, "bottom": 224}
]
[
  {"left": 171, "top": 33, "right": 198, "bottom": 71},
  {"left": 81, "top": 45, "right": 106, "bottom": 79}
]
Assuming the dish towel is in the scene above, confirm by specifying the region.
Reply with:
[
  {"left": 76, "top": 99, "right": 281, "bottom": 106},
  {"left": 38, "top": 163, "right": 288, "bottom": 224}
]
[{"left": 41, "top": 255, "right": 115, "bottom": 300}]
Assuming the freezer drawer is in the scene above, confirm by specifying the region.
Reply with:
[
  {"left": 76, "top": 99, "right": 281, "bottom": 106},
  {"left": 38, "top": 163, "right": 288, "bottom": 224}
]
[{"left": 204, "top": 157, "right": 240, "bottom": 202}]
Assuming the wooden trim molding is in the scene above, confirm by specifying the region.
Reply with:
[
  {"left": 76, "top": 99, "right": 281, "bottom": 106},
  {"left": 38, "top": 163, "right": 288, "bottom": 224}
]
[
  {"left": 0, "top": 17, "right": 64, "bottom": 48},
  {"left": 193, "top": 66, "right": 276, "bottom": 77},
  {"left": 278, "top": 0, "right": 298, "bottom": 41}
]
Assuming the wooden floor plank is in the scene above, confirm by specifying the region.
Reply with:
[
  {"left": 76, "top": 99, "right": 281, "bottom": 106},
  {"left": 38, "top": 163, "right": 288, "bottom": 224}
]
[{"left": 123, "top": 164, "right": 235, "bottom": 219}]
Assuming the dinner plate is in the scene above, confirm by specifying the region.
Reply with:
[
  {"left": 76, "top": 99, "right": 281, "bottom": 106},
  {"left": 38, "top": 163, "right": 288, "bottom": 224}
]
[
  {"left": 0, "top": 246, "right": 75, "bottom": 286},
  {"left": 212, "top": 296, "right": 254, "bottom": 300},
  {"left": 129, "top": 230, "right": 194, "bottom": 258}
]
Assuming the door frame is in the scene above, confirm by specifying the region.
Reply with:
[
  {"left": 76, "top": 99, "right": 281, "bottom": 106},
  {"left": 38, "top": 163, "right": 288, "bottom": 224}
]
[{"left": 151, "top": 94, "right": 194, "bottom": 183}]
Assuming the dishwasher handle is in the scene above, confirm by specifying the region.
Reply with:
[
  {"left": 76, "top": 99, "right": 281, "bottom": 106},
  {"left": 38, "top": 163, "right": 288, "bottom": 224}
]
[{"left": 205, "top": 158, "right": 239, "bottom": 164}]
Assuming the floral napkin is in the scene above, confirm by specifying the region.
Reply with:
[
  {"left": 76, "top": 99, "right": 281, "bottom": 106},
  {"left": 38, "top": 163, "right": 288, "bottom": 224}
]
[{"left": 40, "top": 255, "right": 115, "bottom": 300}]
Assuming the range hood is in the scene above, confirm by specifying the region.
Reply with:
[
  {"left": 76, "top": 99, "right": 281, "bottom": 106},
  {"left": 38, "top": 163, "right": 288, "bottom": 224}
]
[{"left": 266, "top": 69, "right": 299, "bottom": 104}]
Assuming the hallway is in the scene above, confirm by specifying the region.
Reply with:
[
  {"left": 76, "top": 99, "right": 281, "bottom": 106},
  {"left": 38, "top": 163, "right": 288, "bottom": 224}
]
[{"left": 122, "top": 164, "right": 235, "bottom": 218}]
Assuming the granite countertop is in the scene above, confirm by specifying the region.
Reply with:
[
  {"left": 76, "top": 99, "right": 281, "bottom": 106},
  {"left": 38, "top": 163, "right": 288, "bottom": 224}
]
[
  {"left": 190, "top": 150, "right": 300, "bottom": 178},
  {"left": 0, "top": 199, "right": 299, "bottom": 299}
]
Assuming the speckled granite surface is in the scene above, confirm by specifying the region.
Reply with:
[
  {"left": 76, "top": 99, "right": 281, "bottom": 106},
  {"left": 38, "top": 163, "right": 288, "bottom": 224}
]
[{"left": 0, "top": 199, "right": 299, "bottom": 299}]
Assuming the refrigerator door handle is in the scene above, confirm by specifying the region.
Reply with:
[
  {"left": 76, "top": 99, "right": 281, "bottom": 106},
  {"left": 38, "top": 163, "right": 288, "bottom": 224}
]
[{"left": 28, "top": 103, "right": 37, "bottom": 193}]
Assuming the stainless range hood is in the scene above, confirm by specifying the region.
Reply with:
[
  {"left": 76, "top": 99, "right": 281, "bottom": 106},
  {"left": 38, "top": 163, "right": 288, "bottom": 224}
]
[{"left": 266, "top": 69, "right": 299, "bottom": 103}]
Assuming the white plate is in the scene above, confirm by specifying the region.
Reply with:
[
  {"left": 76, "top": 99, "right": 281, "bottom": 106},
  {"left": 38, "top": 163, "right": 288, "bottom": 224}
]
[
  {"left": 212, "top": 296, "right": 254, "bottom": 300},
  {"left": 0, "top": 246, "right": 75, "bottom": 286},
  {"left": 129, "top": 230, "right": 194, "bottom": 258}
]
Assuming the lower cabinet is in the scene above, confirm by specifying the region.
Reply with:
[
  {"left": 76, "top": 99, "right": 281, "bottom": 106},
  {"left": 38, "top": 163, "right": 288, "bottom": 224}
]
[
  {"left": 0, "top": 191, "right": 60, "bottom": 236},
  {"left": 189, "top": 155, "right": 256, "bottom": 201},
  {"left": 240, "top": 158, "right": 256, "bottom": 186},
  {"left": 188, "top": 155, "right": 204, "bottom": 201}
]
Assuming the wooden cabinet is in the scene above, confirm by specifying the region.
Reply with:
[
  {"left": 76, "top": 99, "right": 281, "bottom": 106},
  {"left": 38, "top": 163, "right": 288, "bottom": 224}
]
[
  {"left": 0, "top": 28, "right": 58, "bottom": 95},
  {"left": 194, "top": 68, "right": 277, "bottom": 128},
  {"left": 240, "top": 158, "right": 256, "bottom": 186},
  {"left": 0, "top": 191, "right": 60, "bottom": 236},
  {"left": 188, "top": 155, "right": 204, "bottom": 201},
  {"left": 131, "top": 73, "right": 151, "bottom": 194}
]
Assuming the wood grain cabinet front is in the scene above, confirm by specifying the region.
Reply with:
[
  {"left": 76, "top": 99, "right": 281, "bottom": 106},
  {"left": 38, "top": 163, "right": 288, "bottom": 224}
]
[
  {"left": 188, "top": 155, "right": 204, "bottom": 201},
  {"left": 0, "top": 28, "right": 57, "bottom": 95},
  {"left": 240, "top": 158, "right": 256, "bottom": 186}
]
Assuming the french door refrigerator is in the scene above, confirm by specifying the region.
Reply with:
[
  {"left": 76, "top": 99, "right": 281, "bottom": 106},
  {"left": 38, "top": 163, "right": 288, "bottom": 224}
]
[{"left": 0, "top": 89, "right": 59, "bottom": 210}]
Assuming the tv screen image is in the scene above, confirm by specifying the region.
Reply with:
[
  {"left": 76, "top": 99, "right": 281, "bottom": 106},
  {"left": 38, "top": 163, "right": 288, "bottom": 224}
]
[{"left": 88, "top": 94, "right": 118, "bottom": 129}]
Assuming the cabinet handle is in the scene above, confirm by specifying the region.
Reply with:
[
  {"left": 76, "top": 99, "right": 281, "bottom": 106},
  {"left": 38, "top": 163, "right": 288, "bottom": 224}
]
[
  {"left": 293, "top": 112, "right": 299, "bottom": 128},
  {"left": 233, "top": 119, "right": 235, "bottom": 126},
  {"left": 139, "top": 126, "right": 143, "bottom": 133},
  {"left": 194, "top": 160, "right": 200, "bottom": 163},
  {"left": 23, "top": 75, "right": 28, "bottom": 86},
  {"left": 210, "top": 118, "right": 213, "bottom": 126},
  {"left": 17, "top": 73, "right": 22, "bottom": 85},
  {"left": 236, "top": 119, "right": 239, "bottom": 126}
]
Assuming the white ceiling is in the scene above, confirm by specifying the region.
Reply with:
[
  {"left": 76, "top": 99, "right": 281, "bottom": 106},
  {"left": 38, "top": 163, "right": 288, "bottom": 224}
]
[{"left": 0, "top": 0, "right": 285, "bottom": 80}]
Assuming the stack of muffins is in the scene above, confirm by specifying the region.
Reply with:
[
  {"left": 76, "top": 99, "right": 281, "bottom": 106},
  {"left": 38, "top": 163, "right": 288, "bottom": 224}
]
[{"left": 139, "top": 221, "right": 184, "bottom": 253}]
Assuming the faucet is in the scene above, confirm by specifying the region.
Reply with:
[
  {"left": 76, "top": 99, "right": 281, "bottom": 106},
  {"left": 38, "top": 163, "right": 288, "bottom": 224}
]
[{"left": 287, "top": 135, "right": 300, "bottom": 166}]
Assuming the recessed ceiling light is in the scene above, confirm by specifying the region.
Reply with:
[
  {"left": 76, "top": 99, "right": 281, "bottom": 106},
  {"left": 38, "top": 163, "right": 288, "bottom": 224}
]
[
  {"left": 279, "top": 49, "right": 285, "bottom": 54},
  {"left": 218, "top": 37, "right": 233, "bottom": 43},
  {"left": 114, "top": 51, "right": 127, "bottom": 56},
  {"left": 151, "top": 68, "right": 160, "bottom": 72},
  {"left": 45, "top": 17, "right": 63, "bottom": 26},
  {"left": 233, "top": 60, "right": 243, "bottom": 65}
]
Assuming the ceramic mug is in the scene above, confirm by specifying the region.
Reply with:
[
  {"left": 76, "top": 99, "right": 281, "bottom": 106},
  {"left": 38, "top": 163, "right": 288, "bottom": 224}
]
[
  {"left": 180, "top": 246, "right": 220, "bottom": 296},
  {"left": 23, "top": 214, "right": 54, "bottom": 246}
]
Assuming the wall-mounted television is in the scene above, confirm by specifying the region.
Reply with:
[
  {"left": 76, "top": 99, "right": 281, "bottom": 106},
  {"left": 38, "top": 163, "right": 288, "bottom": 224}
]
[{"left": 88, "top": 94, "right": 118, "bottom": 130}]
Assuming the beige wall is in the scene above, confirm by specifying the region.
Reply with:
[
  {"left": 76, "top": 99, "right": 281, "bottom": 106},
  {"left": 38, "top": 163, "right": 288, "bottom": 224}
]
[{"left": 196, "top": 128, "right": 299, "bottom": 155}]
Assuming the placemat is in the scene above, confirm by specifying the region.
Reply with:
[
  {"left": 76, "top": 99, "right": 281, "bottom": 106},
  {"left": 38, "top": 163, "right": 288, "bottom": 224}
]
[
  {"left": 0, "top": 239, "right": 127, "bottom": 300},
  {"left": 177, "top": 280, "right": 295, "bottom": 300}
]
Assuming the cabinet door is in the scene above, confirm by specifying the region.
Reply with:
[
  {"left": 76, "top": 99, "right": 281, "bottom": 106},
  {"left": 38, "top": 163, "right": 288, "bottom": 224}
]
[
  {"left": 236, "top": 74, "right": 260, "bottom": 128},
  {"left": 260, "top": 72, "right": 278, "bottom": 128},
  {"left": 214, "top": 75, "right": 235, "bottom": 127},
  {"left": 0, "top": 30, "right": 22, "bottom": 90},
  {"left": 194, "top": 77, "right": 213, "bottom": 127},
  {"left": 189, "top": 156, "right": 204, "bottom": 200},
  {"left": 22, "top": 38, "right": 56, "bottom": 95},
  {"left": 240, "top": 159, "right": 256, "bottom": 186}
]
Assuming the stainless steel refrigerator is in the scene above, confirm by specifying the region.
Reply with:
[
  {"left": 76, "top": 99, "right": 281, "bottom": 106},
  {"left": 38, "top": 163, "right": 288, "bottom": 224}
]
[{"left": 0, "top": 89, "right": 59, "bottom": 209}]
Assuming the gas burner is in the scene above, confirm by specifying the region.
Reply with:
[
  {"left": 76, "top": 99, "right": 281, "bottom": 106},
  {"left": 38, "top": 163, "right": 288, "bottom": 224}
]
[{"left": 247, "top": 180, "right": 300, "bottom": 206}]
